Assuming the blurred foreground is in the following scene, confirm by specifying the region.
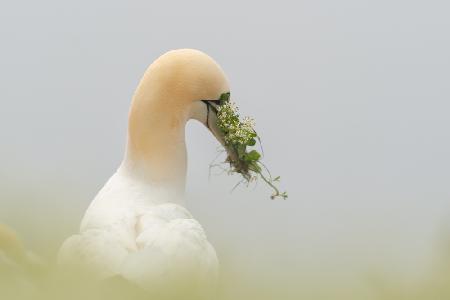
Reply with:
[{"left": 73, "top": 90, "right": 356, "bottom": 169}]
[{"left": 1, "top": 220, "right": 450, "bottom": 300}]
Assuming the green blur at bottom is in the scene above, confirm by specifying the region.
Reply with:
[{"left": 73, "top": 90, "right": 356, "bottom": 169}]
[
  {"left": 1, "top": 257, "right": 450, "bottom": 300},
  {"left": 1, "top": 212, "right": 450, "bottom": 300}
]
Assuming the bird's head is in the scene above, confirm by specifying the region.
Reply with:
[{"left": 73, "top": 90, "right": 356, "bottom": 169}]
[{"left": 126, "top": 49, "right": 238, "bottom": 187}]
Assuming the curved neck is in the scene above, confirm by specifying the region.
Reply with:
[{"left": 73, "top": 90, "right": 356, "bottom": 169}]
[
  {"left": 120, "top": 49, "right": 230, "bottom": 198},
  {"left": 123, "top": 70, "right": 190, "bottom": 194}
]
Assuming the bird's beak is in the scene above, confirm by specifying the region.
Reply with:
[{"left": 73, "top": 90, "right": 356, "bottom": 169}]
[{"left": 201, "top": 100, "right": 239, "bottom": 163}]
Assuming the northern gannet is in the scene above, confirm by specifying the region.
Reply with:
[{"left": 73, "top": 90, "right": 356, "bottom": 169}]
[{"left": 58, "top": 49, "right": 234, "bottom": 299}]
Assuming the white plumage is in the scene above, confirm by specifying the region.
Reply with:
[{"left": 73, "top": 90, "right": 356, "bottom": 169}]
[
  {"left": 58, "top": 49, "right": 231, "bottom": 298},
  {"left": 58, "top": 169, "right": 218, "bottom": 294}
]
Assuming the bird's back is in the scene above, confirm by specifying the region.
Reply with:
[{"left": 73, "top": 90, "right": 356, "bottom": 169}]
[{"left": 58, "top": 170, "right": 219, "bottom": 298}]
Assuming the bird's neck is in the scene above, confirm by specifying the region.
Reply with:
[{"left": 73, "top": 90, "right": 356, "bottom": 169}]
[{"left": 123, "top": 88, "right": 189, "bottom": 197}]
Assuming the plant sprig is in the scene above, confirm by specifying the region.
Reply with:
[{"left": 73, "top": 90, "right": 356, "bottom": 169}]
[{"left": 212, "top": 93, "right": 287, "bottom": 200}]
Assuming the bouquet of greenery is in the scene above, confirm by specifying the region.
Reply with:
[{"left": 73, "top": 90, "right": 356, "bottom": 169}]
[{"left": 210, "top": 93, "right": 287, "bottom": 200}]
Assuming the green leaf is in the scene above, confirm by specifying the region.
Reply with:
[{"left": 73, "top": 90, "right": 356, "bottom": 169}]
[
  {"left": 246, "top": 150, "right": 261, "bottom": 161},
  {"left": 219, "top": 92, "right": 230, "bottom": 105},
  {"left": 273, "top": 176, "right": 281, "bottom": 181},
  {"left": 248, "top": 138, "right": 256, "bottom": 146}
]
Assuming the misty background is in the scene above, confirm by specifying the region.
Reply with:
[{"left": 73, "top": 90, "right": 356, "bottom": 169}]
[{"left": 1, "top": 0, "right": 449, "bottom": 297}]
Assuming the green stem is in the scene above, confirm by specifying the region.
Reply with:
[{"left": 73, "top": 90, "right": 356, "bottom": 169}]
[{"left": 257, "top": 169, "right": 281, "bottom": 199}]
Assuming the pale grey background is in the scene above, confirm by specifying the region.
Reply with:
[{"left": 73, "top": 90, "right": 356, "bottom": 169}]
[{"left": 1, "top": 0, "right": 450, "bottom": 293}]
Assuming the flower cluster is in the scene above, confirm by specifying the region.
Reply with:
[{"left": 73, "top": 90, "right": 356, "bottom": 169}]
[
  {"left": 213, "top": 93, "right": 288, "bottom": 200},
  {"left": 217, "top": 102, "right": 256, "bottom": 146}
]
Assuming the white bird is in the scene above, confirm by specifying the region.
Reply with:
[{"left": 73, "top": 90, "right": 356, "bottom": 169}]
[{"left": 58, "top": 49, "right": 234, "bottom": 299}]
